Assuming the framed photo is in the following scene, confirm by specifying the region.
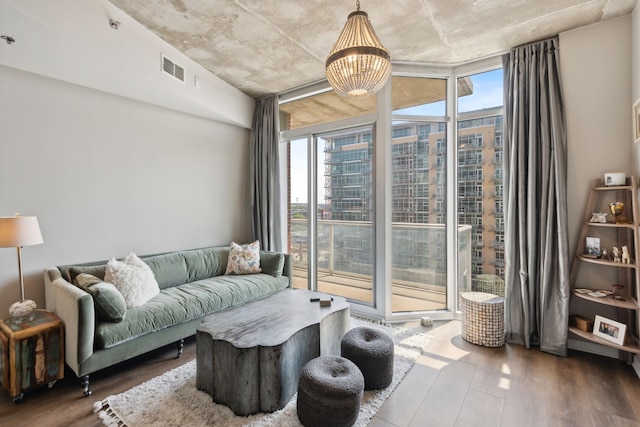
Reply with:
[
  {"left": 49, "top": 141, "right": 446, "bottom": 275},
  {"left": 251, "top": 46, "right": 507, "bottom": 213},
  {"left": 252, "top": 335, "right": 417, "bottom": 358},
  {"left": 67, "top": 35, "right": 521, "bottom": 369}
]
[
  {"left": 593, "top": 315, "right": 626, "bottom": 346},
  {"left": 634, "top": 97, "right": 640, "bottom": 143},
  {"left": 585, "top": 236, "right": 601, "bottom": 258}
]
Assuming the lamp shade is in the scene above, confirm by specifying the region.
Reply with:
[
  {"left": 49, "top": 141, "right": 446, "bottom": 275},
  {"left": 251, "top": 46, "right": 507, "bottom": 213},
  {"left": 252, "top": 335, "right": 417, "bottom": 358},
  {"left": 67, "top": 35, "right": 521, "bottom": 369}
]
[
  {"left": 326, "top": 4, "right": 391, "bottom": 98},
  {"left": 0, "top": 215, "right": 44, "bottom": 248}
]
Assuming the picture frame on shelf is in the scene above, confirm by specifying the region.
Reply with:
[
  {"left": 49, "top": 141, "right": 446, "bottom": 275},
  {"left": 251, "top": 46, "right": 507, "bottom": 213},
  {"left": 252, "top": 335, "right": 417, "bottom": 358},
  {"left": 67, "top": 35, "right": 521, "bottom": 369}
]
[
  {"left": 634, "top": 97, "right": 640, "bottom": 143},
  {"left": 584, "top": 236, "right": 601, "bottom": 258},
  {"left": 593, "top": 315, "right": 626, "bottom": 346}
]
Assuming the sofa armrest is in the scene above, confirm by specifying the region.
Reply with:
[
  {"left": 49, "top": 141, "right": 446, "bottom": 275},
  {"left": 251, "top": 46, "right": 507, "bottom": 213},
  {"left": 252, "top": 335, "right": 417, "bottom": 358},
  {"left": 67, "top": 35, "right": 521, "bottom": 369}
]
[{"left": 44, "top": 268, "right": 95, "bottom": 376}]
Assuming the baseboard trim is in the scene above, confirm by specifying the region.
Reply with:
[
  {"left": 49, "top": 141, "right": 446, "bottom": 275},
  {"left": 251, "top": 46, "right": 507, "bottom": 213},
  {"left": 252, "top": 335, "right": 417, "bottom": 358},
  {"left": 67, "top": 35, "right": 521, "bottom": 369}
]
[{"left": 568, "top": 338, "right": 619, "bottom": 358}]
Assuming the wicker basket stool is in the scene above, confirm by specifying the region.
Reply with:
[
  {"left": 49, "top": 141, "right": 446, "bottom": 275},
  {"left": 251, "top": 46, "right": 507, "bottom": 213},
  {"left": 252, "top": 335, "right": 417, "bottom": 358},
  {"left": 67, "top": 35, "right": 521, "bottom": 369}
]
[
  {"left": 460, "top": 292, "right": 505, "bottom": 347},
  {"left": 341, "top": 326, "right": 394, "bottom": 390},
  {"left": 297, "top": 355, "right": 364, "bottom": 427}
]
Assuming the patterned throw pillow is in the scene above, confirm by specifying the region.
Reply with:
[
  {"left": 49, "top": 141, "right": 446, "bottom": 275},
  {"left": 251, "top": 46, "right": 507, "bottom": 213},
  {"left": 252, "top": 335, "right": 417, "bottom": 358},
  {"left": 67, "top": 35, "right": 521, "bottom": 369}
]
[
  {"left": 225, "top": 241, "right": 262, "bottom": 275},
  {"left": 105, "top": 253, "right": 160, "bottom": 308}
]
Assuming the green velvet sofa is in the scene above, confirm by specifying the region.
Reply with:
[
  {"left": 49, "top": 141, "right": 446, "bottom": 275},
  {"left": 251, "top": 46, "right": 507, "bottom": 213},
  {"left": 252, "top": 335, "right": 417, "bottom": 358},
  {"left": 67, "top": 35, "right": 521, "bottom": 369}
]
[{"left": 44, "top": 245, "right": 292, "bottom": 396}]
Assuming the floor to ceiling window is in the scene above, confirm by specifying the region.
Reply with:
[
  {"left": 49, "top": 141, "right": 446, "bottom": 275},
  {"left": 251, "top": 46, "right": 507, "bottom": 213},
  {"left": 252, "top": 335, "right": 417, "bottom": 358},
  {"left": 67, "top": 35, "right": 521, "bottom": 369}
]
[
  {"left": 456, "top": 68, "right": 505, "bottom": 299},
  {"left": 280, "top": 59, "right": 503, "bottom": 321},
  {"left": 390, "top": 76, "right": 450, "bottom": 313}
]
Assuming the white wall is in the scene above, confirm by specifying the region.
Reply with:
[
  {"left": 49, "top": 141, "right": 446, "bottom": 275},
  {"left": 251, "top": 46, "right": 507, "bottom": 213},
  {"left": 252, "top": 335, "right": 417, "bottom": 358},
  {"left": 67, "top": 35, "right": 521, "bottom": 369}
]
[
  {"left": 633, "top": 1, "right": 640, "bottom": 177},
  {"left": 0, "top": 0, "right": 254, "bottom": 128},
  {"left": 561, "top": 16, "right": 633, "bottom": 260},
  {"left": 0, "top": 65, "right": 252, "bottom": 317}
]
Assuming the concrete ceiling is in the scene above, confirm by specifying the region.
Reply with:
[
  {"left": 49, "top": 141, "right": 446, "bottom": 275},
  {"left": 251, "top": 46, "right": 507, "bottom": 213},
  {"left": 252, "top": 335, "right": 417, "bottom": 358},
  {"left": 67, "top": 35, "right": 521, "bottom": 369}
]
[{"left": 108, "top": 0, "right": 636, "bottom": 99}]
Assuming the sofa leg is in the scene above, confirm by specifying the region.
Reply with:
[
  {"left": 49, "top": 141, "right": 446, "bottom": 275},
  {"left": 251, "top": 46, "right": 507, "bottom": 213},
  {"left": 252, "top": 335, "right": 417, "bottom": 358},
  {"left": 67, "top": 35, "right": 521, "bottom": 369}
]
[
  {"left": 81, "top": 375, "right": 92, "bottom": 397},
  {"left": 176, "top": 339, "right": 184, "bottom": 358}
]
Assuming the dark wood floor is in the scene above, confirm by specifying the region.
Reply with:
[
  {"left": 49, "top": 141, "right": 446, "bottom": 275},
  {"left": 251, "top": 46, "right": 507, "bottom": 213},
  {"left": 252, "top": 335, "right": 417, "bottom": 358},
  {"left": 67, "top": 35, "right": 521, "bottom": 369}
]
[{"left": 1, "top": 320, "right": 639, "bottom": 427}]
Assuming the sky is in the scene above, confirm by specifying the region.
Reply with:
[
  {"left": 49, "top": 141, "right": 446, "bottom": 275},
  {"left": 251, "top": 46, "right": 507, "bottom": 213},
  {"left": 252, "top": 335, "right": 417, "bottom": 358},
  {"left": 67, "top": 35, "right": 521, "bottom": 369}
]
[{"left": 289, "top": 68, "right": 504, "bottom": 204}]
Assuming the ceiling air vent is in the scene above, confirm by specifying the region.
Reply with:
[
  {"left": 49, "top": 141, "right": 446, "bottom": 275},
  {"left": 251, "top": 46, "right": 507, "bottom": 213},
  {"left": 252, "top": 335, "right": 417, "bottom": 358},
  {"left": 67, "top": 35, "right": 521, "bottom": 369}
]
[{"left": 162, "top": 54, "right": 185, "bottom": 83}]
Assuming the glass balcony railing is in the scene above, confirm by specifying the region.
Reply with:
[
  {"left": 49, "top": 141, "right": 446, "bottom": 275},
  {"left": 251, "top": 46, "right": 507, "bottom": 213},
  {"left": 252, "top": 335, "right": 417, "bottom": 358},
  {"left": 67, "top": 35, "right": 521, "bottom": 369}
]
[{"left": 289, "top": 219, "right": 474, "bottom": 313}]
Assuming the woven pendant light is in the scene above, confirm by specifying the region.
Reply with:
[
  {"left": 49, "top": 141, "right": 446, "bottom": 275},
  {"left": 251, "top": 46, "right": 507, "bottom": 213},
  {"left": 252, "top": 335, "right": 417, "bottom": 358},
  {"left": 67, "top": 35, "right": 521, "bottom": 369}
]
[{"left": 325, "top": 0, "right": 391, "bottom": 98}]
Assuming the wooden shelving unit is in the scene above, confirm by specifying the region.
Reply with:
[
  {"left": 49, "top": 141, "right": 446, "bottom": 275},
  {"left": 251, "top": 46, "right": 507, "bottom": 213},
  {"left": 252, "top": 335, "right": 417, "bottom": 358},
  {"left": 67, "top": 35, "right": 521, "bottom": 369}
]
[{"left": 569, "top": 176, "right": 640, "bottom": 357}]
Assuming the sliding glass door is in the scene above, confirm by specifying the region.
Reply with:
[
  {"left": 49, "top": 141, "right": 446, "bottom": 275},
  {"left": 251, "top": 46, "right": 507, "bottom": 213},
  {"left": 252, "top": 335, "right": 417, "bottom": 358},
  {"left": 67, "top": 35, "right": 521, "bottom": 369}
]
[
  {"left": 316, "top": 126, "right": 374, "bottom": 306},
  {"left": 286, "top": 126, "right": 375, "bottom": 307}
]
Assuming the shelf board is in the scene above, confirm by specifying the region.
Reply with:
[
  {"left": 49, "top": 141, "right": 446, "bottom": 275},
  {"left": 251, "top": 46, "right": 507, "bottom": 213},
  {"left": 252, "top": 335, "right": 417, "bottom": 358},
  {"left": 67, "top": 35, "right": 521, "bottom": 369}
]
[
  {"left": 569, "top": 326, "right": 640, "bottom": 354},
  {"left": 577, "top": 255, "right": 636, "bottom": 268},
  {"left": 593, "top": 185, "right": 633, "bottom": 191},
  {"left": 583, "top": 221, "right": 635, "bottom": 229},
  {"left": 591, "top": 180, "right": 634, "bottom": 191},
  {"left": 572, "top": 290, "right": 639, "bottom": 310}
]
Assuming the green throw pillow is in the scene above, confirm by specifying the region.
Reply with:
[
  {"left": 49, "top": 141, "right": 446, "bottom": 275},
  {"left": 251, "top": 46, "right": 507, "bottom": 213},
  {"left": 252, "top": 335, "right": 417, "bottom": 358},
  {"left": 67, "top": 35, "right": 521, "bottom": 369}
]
[
  {"left": 74, "top": 273, "right": 127, "bottom": 322},
  {"left": 68, "top": 265, "right": 107, "bottom": 283},
  {"left": 260, "top": 251, "right": 285, "bottom": 277}
]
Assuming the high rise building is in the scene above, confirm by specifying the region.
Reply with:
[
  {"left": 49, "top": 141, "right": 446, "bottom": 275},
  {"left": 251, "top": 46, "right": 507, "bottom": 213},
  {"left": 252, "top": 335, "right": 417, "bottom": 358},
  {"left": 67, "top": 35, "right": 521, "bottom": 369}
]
[{"left": 322, "top": 112, "right": 504, "bottom": 294}]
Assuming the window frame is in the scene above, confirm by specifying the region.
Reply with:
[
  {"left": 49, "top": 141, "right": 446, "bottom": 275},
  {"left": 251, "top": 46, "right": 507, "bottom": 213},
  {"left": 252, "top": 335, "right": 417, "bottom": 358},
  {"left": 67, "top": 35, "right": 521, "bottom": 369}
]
[{"left": 279, "top": 56, "right": 504, "bottom": 322}]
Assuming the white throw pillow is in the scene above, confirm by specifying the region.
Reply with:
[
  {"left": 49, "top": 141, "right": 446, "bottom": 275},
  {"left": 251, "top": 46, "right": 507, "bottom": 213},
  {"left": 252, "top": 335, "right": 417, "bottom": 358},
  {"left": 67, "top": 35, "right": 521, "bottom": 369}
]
[
  {"left": 225, "top": 241, "right": 262, "bottom": 275},
  {"left": 105, "top": 253, "right": 160, "bottom": 308}
]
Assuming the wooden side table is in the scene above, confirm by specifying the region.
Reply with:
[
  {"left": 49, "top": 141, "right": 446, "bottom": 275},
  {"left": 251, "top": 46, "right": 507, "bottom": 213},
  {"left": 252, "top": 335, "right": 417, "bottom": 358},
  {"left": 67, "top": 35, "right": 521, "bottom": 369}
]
[{"left": 0, "top": 309, "right": 64, "bottom": 402}]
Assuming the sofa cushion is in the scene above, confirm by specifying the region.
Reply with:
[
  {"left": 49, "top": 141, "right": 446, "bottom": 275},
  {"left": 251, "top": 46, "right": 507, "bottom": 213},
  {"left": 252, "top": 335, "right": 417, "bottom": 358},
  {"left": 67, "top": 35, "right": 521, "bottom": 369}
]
[
  {"left": 143, "top": 252, "right": 189, "bottom": 289},
  {"left": 260, "top": 251, "right": 285, "bottom": 277},
  {"left": 74, "top": 273, "right": 127, "bottom": 323},
  {"left": 225, "top": 241, "right": 262, "bottom": 275},
  {"left": 182, "top": 248, "right": 223, "bottom": 282},
  {"left": 93, "top": 273, "right": 290, "bottom": 349},
  {"left": 105, "top": 253, "right": 160, "bottom": 308}
]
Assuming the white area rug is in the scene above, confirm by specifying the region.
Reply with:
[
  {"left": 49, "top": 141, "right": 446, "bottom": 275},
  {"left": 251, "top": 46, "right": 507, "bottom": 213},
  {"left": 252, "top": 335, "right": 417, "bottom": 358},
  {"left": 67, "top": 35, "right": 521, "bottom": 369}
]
[{"left": 94, "top": 318, "right": 431, "bottom": 427}]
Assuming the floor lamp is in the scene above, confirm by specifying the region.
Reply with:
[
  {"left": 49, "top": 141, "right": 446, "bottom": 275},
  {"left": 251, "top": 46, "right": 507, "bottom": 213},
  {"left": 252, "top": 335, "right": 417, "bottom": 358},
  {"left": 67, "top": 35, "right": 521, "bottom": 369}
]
[{"left": 0, "top": 214, "right": 44, "bottom": 319}]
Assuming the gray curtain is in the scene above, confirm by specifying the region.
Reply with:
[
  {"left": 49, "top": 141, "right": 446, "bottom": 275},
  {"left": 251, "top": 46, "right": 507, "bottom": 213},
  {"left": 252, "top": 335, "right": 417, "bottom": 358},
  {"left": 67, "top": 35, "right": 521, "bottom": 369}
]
[
  {"left": 249, "top": 95, "right": 282, "bottom": 252},
  {"left": 503, "top": 37, "right": 570, "bottom": 356}
]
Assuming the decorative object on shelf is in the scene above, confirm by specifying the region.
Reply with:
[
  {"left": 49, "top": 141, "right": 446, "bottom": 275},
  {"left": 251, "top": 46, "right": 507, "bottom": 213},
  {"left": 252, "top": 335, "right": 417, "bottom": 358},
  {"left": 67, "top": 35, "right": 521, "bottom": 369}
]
[
  {"left": 604, "top": 172, "right": 626, "bottom": 186},
  {"left": 621, "top": 246, "right": 630, "bottom": 264},
  {"left": 584, "top": 236, "right": 601, "bottom": 258},
  {"left": 569, "top": 314, "right": 594, "bottom": 332},
  {"left": 609, "top": 201, "right": 625, "bottom": 223},
  {"left": 589, "top": 212, "right": 608, "bottom": 223},
  {"left": 612, "top": 284, "right": 626, "bottom": 300},
  {"left": 593, "top": 315, "right": 627, "bottom": 346},
  {"left": 633, "top": 98, "right": 640, "bottom": 143},
  {"left": 0, "top": 214, "right": 44, "bottom": 320},
  {"left": 601, "top": 247, "right": 608, "bottom": 259},
  {"left": 611, "top": 246, "right": 621, "bottom": 262},
  {"left": 587, "top": 291, "right": 607, "bottom": 297},
  {"left": 325, "top": 0, "right": 391, "bottom": 98}
]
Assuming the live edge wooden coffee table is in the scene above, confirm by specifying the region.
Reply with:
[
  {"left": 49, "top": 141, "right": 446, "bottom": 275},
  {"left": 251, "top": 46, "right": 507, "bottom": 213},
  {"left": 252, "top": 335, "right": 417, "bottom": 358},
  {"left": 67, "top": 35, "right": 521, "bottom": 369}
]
[{"left": 196, "top": 289, "right": 350, "bottom": 416}]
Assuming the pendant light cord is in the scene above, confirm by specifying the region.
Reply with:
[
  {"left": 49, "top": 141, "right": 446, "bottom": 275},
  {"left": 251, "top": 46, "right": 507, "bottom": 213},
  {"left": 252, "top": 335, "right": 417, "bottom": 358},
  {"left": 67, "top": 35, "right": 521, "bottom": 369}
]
[{"left": 356, "top": 1, "right": 360, "bottom": 11}]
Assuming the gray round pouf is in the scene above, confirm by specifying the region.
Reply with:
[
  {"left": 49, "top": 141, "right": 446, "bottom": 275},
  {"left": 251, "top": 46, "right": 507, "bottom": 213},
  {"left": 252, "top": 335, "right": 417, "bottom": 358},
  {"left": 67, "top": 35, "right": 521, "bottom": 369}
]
[
  {"left": 297, "top": 355, "right": 364, "bottom": 427},
  {"left": 341, "top": 326, "right": 394, "bottom": 390}
]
